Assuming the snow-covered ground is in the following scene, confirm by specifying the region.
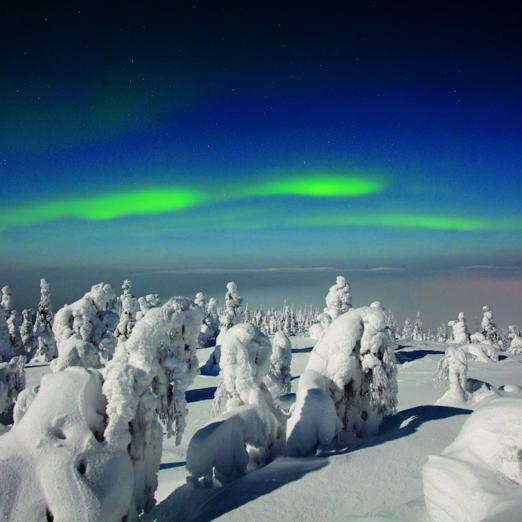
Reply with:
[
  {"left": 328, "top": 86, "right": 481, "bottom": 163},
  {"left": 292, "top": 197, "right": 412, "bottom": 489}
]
[{"left": 9, "top": 336, "right": 522, "bottom": 521}]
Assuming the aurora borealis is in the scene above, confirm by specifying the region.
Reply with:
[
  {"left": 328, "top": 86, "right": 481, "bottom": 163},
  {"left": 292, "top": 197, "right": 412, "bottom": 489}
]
[{"left": 1, "top": 2, "right": 521, "bottom": 273}]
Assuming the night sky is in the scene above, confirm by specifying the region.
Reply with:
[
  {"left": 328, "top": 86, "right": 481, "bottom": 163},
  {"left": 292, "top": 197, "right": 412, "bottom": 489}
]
[{"left": 1, "top": 2, "right": 521, "bottom": 272}]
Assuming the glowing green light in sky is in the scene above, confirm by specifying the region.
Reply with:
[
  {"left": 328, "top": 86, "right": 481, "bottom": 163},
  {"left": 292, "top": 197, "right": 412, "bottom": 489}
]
[
  {"left": 0, "top": 187, "right": 205, "bottom": 229},
  {"left": 250, "top": 175, "right": 386, "bottom": 198}
]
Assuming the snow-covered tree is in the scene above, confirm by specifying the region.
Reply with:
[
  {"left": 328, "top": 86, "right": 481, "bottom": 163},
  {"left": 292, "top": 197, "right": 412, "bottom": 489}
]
[
  {"left": 401, "top": 317, "right": 413, "bottom": 339},
  {"left": 52, "top": 283, "right": 118, "bottom": 371},
  {"left": 0, "top": 308, "right": 12, "bottom": 362},
  {"left": 286, "top": 302, "right": 398, "bottom": 456},
  {"left": 412, "top": 312, "right": 424, "bottom": 341},
  {"left": 189, "top": 322, "right": 286, "bottom": 486},
  {"left": 448, "top": 312, "right": 470, "bottom": 344},
  {"left": 265, "top": 330, "right": 292, "bottom": 397},
  {"left": 199, "top": 297, "right": 220, "bottom": 348},
  {"left": 212, "top": 323, "right": 273, "bottom": 416},
  {"left": 20, "top": 309, "right": 35, "bottom": 355},
  {"left": 436, "top": 323, "right": 448, "bottom": 343},
  {"left": 1, "top": 285, "right": 22, "bottom": 357},
  {"left": 324, "top": 275, "right": 352, "bottom": 320},
  {"left": 0, "top": 355, "right": 25, "bottom": 423},
  {"left": 435, "top": 346, "right": 468, "bottom": 403},
  {"left": 136, "top": 293, "right": 161, "bottom": 320},
  {"left": 115, "top": 279, "right": 140, "bottom": 339},
  {"left": 480, "top": 305, "right": 500, "bottom": 344},
  {"left": 102, "top": 297, "right": 203, "bottom": 514},
  {"left": 32, "top": 278, "right": 57, "bottom": 362},
  {"left": 506, "top": 325, "right": 522, "bottom": 355},
  {"left": 217, "top": 281, "right": 243, "bottom": 342},
  {"left": 309, "top": 311, "right": 333, "bottom": 341}
]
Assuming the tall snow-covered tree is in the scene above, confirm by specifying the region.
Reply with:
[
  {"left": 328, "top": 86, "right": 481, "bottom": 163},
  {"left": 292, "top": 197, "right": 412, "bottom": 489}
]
[
  {"left": 20, "top": 309, "right": 35, "bottom": 355},
  {"left": 32, "top": 278, "right": 57, "bottom": 362},
  {"left": 103, "top": 297, "right": 203, "bottom": 514},
  {"left": 52, "top": 283, "right": 119, "bottom": 370},
  {"left": 1, "top": 285, "right": 22, "bottom": 357},
  {"left": 217, "top": 281, "right": 243, "bottom": 342},
  {"left": 324, "top": 275, "right": 352, "bottom": 320},
  {"left": 265, "top": 330, "right": 292, "bottom": 397},
  {"left": 286, "top": 302, "right": 398, "bottom": 456},
  {"left": 480, "top": 305, "right": 500, "bottom": 344},
  {"left": 115, "top": 279, "right": 140, "bottom": 339},
  {"left": 412, "top": 311, "right": 424, "bottom": 341},
  {"left": 0, "top": 308, "right": 13, "bottom": 362}
]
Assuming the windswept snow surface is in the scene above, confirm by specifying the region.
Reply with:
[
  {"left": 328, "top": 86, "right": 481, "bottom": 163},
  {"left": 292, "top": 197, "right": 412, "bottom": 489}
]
[{"left": 9, "top": 337, "right": 522, "bottom": 521}]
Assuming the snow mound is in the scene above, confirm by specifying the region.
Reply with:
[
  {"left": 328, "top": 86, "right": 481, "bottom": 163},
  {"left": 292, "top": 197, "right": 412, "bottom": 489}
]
[
  {"left": 0, "top": 367, "right": 134, "bottom": 521},
  {"left": 286, "top": 303, "right": 397, "bottom": 456},
  {"left": 423, "top": 397, "right": 522, "bottom": 521}
]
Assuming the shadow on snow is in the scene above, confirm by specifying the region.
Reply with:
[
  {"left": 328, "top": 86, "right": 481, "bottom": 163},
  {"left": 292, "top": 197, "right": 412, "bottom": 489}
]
[
  {"left": 395, "top": 349, "right": 445, "bottom": 364},
  {"left": 185, "top": 387, "right": 217, "bottom": 403}
]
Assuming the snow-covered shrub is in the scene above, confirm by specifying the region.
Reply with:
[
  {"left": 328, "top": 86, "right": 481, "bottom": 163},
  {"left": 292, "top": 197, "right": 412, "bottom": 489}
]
[
  {"left": 265, "top": 330, "right": 292, "bottom": 398},
  {"left": 324, "top": 275, "right": 352, "bottom": 320},
  {"left": 217, "top": 281, "right": 243, "bottom": 342},
  {"left": 448, "top": 312, "right": 470, "bottom": 344},
  {"left": 423, "top": 398, "right": 522, "bottom": 521},
  {"left": 189, "top": 322, "right": 286, "bottom": 486},
  {"left": 136, "top": 293, "right": 161, "bottom": 320},
  {"left": 52, "top": 283, "right": 119, "bottom": 371},
  {"left": 506, "top": 325, "right": 522, "bottom": 355},
  {"left": 212, "top": 323, "right": 273, "bottom": 416},
  {"left": 0, "top": 367, "right": 134, "bottom": 521},
  {"left": 434, "top": 346, "right": 468, "bottom": 404},
  {"left": 102, "top": 297, "right": 202, "bottom": 514},
  {"left": 0, "top": 355, "right": 25, "bottom": 423},
  {"left": 401, "top": 317, "right": 413, "bottom": 339},
  {"left": 436, "top": 323, "right": 448, "bottom": 343},
  {"left": 460, "top": 342, "right": 499, "bottom": 363},
  {"left": 115, "top": 279, "right": 140, "bottom": 339},
  {"left": 32, "top": 278, "right": 57, "bottom": 362},
  {"left": 481, "top": 304, "right": 500, "bottom": 344},
  {"left": 286, "top": 303, "right": 398, "bottom": 457},
  {"left": 187, "top": 401, "right": 286, "bottom": 487},
  {"left": 308, "top": 311, "right": 332, "bottom": 341}
]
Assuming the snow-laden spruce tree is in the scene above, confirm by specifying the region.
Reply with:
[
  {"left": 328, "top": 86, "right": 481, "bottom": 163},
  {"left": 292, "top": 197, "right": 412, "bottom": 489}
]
[
  {"left": 506, "top": 325, "right": 522, "bottom": 355},
  {"left": 102, "top": 297, "right": 203, "bottom": 514},
  {"left": 480, "top": 305, "right": 500, "bottom": 344},
  {"left": 436, "top": 323, "right": 448, "bottom": 343},
  {"left": 448, "top": 312, "right": 470, "bottom": 344},
  {"left": 0, "top": 308, "right": 12, "bottom": 362},
  {"left": 1, "top": 285, "right": 23, "bottom": 357},
  {"left": 198, "top": 297, "right": 220, "bottom": 348},
  {"left": 115, "top": 279, "right": 140, "bottom": 339},
  {"left": 412, "top": 312, "right": 424, "bottom": 341},
  {"left": 217, "top": 281, "right": 243, "bottom": 342},
  {"left": 0, "top": 355, "right": 25, "bottom": 423},
  {"left": 324, "top": 275, "right": 352, "bottom": 320},
  {"left": 52, "top": 282, "right": 119, "bottom": 371},
  {"left": 402, "top": 317, "right": 413, "bottom": 339},
  {"left": 32, "top": 278, "right": 57, "bottom": 362},
  {"left": 286, "top": 302, "right": 398, "bottom": 456},
  {"left": 20, "top": 309, "right": 35, "bottom": 355},
  {"left": 434, "top": 346, "right": 468, "bottom": 404},
  {"left": 264, "top": 330, "right": 292, "bottom": 398},
  {"left": 188, "top": 322, "right": 286, "bottom": 486}
]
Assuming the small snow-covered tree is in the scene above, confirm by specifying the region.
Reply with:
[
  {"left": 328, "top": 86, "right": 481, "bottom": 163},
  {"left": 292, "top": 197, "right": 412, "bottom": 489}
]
[
  {"left": 0, "top": 308, "right": 12, "bottom": 362},
  {"left": 1, "top": 285, "right": 22, "bottom": 357},
  {"left": 0, "top": 355, "right": 26, "bottom": 423},
  {"left": 324, "top": 275, "right": 352, "bottom": 320},
  {"left": 480, "top": 305, "right": 500, "bottom": 345},
  {"left": 436, "top": 323, "right": 448, "bottom": 343},
  {"left": 448, "top": 312, "right": 470, "bottom": 344},
  {"left": 506, "top": 325, "right": 522, "bottom": 355},
  {"left": 32, "top": 278, "right": 57, "bottom": 362},
  {"left": 52, "top": 283, "right": 119, "bottom": 371},
  {"left": 309, "top": 311, "right": 333, "bottom": 341},
  {"left": 265, "top": 330, "right": 292, "bottom": 397},
  {"left": 20, "top": 309, "right": 35, "bottom": 355},
  {"left": 199, "top": 297, "right": 220, "bottom": 348},
  {"left": 115, "top": 279, "right": 140, "bottom": 339},
  {"left": 217, "top": 282, "right": 243, "bottom": 342},
  {"left": 136, "top": 293, "right": 161, "bottom": 320},
  {"left": 435, "top": 346, "right": 468, "bottom": 403},
  {"left": 412, "top": 312, "right": 424, "bottom": 341},
  {"left": 102, "top": 297, "right": 203, "bottom": 514},
  {"left": 402, "top": 317, "right": 413, "bottom": 339},
  {"left": 286, "top": 302, "right": 398, "bottom": 456}
]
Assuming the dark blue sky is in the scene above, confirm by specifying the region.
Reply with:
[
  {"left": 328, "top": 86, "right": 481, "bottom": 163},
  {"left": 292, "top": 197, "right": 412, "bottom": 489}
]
[{"left": 1, "top": 2, "right": 521, "bottom": 271}]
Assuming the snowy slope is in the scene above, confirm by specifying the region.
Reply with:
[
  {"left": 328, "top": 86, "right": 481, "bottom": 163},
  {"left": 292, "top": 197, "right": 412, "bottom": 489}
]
[{"left": 17, "top": 338, "right": 522, "bottom": 521}]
